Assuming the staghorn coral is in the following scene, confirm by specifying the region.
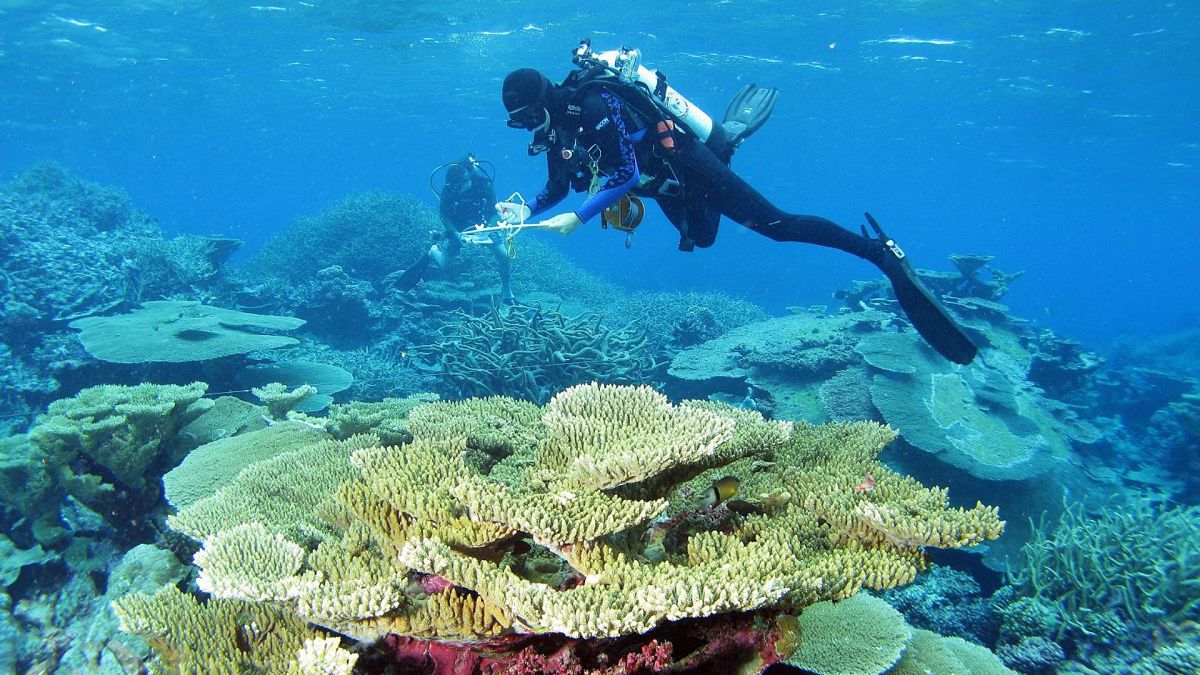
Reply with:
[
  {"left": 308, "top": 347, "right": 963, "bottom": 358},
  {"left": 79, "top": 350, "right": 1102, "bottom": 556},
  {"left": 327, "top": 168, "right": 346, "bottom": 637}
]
[
  {"left": 147, "top": 382, "right": 1003, "bottom": 658},
  {"left": 1009, "top": 497, "right": 1200, "bottom": 637},
  {"left": 412, "top": 302, "right": 660, "bottom": 403}
]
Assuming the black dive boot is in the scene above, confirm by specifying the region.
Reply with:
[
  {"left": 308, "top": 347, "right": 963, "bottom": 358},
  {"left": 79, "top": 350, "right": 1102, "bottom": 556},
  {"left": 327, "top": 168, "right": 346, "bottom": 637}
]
[{"left": 862, "top": 213, "right": 978, "bottom": 365}]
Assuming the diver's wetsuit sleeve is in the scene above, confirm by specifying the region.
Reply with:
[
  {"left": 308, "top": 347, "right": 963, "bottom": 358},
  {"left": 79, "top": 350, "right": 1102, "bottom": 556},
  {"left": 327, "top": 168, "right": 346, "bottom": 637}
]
[{"left": 573, "top": 90, "right": 641, "bottom": 222}]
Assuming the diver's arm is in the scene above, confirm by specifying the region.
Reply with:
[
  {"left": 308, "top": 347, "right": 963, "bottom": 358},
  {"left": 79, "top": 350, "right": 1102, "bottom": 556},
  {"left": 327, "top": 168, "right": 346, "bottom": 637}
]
[{"left": 571, "top": 90, "right": 640, "bottom": 223}]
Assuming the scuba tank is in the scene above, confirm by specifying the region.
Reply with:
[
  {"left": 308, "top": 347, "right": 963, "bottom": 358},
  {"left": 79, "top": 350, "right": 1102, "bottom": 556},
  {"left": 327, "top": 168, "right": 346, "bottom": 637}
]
[{"left": 572, "top": 39, "right": 715, "bottom": 142}]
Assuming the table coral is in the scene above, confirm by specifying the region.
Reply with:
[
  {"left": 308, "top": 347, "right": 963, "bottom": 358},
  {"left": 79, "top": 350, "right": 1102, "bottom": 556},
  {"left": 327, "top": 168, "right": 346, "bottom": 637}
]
[
  {"left": 69, "top": 301, "right": 305, "bottom": 363},
  {"left": 859, "top": 331, "right": 1098, "bottom": 482},
  {"left": 127, "top": 381, "right": 1003, "bottom": 673},
  {"left": 25, "top": 382, "right": 212, "bottom": 533}
]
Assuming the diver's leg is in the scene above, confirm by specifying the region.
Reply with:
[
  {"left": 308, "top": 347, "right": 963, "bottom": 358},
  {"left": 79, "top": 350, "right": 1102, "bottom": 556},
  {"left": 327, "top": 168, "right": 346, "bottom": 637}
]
[
  {"left": 671, "top": 136, "right": 977, "bottom": 364},
  {"left": 395, "top": 249, "right": 433, "bottom": 290},
  {"left": 672, "top": 137, "right": 873, "bottom": 256},
  {"left": 679, "top": 173, "right": 722, "bottom": 249},
  {"left": 656, "top": 195, "right": 694, "bottom": 251},
  {"left": 655, "top": 176, "right": 720, "bottom": 251},
  {"left": 487, "top": 237, "right": 515, "bottom": 302}
]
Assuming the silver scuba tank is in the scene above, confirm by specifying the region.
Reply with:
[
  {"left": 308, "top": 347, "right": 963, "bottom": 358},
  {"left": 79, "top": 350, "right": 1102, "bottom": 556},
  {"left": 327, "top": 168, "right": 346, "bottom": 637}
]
[{"left": 581, "top": 44, "right": 716, "bottom": 142}]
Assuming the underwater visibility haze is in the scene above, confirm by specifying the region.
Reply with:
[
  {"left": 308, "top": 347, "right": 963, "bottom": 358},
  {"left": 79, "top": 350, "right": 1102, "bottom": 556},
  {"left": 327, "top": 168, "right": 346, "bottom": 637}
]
[{"left": 1, "top": 1, "right": 1198, "bottom": 673}]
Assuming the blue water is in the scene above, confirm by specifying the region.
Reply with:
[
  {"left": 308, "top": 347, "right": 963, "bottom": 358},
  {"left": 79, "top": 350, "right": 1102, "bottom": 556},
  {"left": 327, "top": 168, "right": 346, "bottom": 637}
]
[{"left": 2, "top": 0, "right": 1197, "bottom": 346}]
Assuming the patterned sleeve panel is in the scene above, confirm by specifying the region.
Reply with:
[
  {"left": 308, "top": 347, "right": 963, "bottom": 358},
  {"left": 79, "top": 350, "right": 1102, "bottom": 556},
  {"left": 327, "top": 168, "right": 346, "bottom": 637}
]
[{"left": 573, "top": 90, "right": 642, "bottom": 223}]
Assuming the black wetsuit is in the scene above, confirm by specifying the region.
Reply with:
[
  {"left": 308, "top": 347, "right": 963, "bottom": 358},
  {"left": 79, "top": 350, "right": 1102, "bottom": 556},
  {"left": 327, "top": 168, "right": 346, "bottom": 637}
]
[
  {"left": 528, "top": 86, "right": 877, "bottom": 260},
  {"left": 440, "top": 170, "right": 498, "bottom": 256},
  {"left": 519, "top": 79, "right": 977, "bottom": 365},
  {"left": 396, "top": 162, "right": 514, "bottom": 300}
]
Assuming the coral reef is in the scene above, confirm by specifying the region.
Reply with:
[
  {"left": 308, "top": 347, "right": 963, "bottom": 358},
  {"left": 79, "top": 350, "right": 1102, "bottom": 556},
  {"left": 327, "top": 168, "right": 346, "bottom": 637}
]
[
  {"left": 117, "top": 382, "right": 1003, "bottom": 672},
  {"left": 998, "top": 496, "right": 1200, "bottom": 672},
  {"left": 669, "top": 306, "right": 891, "bottom": 421},
  {"left": 1009, "top": 498, "right": 1200, "bottom": 632},
  {"left": 242, "top": 191, "right": 437, "bottom": 290},
  {"left": 882, "top": 564, "right": 995, "bottom": 645},
  {"left": 69, "top": 300, "right": 305, "bottom": 364},
  {"left": 243, "top": 360, "right": 354, "bottom": 413},
  {"left": 776, "top": 593, "right": 912, "bottom": 675},
  {"left": 774, "top": 593, "right": 1014, "bottom": 675},
  {"left": 413, "top": 303, "right": 661, "bottom": 403},
  {"left": 163, "top": 422, "right": 330, "bottom": 510},
  {"left": 860, "top": 331, "right": 1098, "bottom": 482},
  {"left": 25, "top": 382, "right": 212, "bottom": 539},
  {"left": 112, "top": 586, "right": 357, "bottom": 674},
  {"left": 0, "top": 164, "right": 234, "bottom": 416},
  {"left": 621, "top": 290, "right": 767, "bottom": 350},
  {"left": 325, "top": 393, "right": 440, "bottom": 445}
]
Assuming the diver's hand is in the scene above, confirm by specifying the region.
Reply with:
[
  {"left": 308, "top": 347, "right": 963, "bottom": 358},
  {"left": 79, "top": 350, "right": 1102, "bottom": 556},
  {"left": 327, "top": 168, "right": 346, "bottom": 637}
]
[
  {"left": 495, "top": 201, "right": 531, "bottom": 224},
  {"left": 542, "top": 212, "right": 583, "bottom": 236}
]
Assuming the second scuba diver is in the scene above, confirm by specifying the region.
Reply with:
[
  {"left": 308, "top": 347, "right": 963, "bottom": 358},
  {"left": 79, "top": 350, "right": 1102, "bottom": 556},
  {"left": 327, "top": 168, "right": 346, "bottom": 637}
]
[
  {"left": 396, "top": 154, "right": 516, "bottom": 304},
  {"left": 496, "top": 42, "right": 977, "bottom": 365}
]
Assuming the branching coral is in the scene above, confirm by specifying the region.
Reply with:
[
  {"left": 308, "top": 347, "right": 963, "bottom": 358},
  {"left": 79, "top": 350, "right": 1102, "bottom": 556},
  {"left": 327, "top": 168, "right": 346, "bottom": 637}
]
[
  {"left": 146, "top": 382, "right": 1002, "bottom": 662},
  {"left": 26, "top": 382, "right": 213, "bottom": 532},
  {"left": 1011, "top": 497, "right": 1200, "bottom": 634},
  {"left": 112, "top": 586, "right": 357, "bottom": 674},
  {"left": 325, "top": 393, "right": 440, "bottom": 445},
  {"left": 413, "top": 303, "right": 661, "bottom": 402}
]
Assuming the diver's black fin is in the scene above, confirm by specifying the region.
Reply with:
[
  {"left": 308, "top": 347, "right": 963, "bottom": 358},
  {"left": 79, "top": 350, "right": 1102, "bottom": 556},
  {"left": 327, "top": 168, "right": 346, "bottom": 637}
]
[
  {"left": 722, "top": 84, "right": 779, "bottom": 148},
  {"left": 395, "top": 255, "right": 431, "bottom": 291},
  {"left": 865, "top": 212, "right": 978, "bottom": 365}
]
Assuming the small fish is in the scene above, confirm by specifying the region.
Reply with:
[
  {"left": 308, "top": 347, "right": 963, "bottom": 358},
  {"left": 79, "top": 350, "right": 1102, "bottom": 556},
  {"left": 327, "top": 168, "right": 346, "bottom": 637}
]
[{"left": 700, "top": 476, "right": 740, "bottom": 508}]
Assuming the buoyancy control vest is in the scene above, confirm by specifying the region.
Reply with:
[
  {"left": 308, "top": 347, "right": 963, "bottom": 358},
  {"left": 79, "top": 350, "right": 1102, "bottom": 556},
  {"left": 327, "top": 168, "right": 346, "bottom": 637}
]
[{"left": 560, "top": 40, "right": 733, "bottom": 159}]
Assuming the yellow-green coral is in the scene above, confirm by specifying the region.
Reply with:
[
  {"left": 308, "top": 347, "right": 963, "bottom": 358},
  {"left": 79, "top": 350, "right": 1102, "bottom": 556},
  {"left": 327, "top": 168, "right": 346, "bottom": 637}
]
[
  {"left": 529, "top": 382, "right": 734, "bottom": 494},
  {"left": 352, "top": 439, "right": 518, "bottom": 548},
  {"left": 326, "top": 393, "right": 439, "bottom": 444},
  {"left": 780, "top": 593, "right": 911, "bottom": 675},
  {"left": 400, "top": 536, "right": 789, "bottom": 637},
  {"left": 169, "top": 435, "right": 376, "bottom": 546},
  {"left": 31, "top": 382, "right": 211, "bottom": 492},
  {"left": 405, "top": 395, "right": 544, "bottom": 453},
  {"left": 252, "top": 382, "right": 318, "bottom": 420},
  {"left": 163, "top": 423, "right": 328, "bottom": 510},
  {"left": 194, "top": 523, "right": 321, "bottom": 603},
  {"left": 148, "top": 383, "right": 1003, "bottom": 648},
  {"left": 112, "top": 586, "right": 356, "bottom": 674}
]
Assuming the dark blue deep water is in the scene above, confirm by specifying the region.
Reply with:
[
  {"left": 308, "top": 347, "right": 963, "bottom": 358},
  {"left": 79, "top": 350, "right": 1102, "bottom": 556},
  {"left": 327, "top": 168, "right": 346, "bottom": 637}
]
[{"left": 4, "top": 0, "right": 1196, "bottom": 345}]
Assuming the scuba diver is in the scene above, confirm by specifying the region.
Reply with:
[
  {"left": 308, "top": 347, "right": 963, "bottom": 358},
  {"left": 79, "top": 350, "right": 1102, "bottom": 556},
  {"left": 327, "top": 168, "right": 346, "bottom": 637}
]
[
  {"left": 496, "top": 41, "right": 977, "bottom": 365},
  {"left": 396, "top": 154, "right": 516, "bottom": 304}
]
